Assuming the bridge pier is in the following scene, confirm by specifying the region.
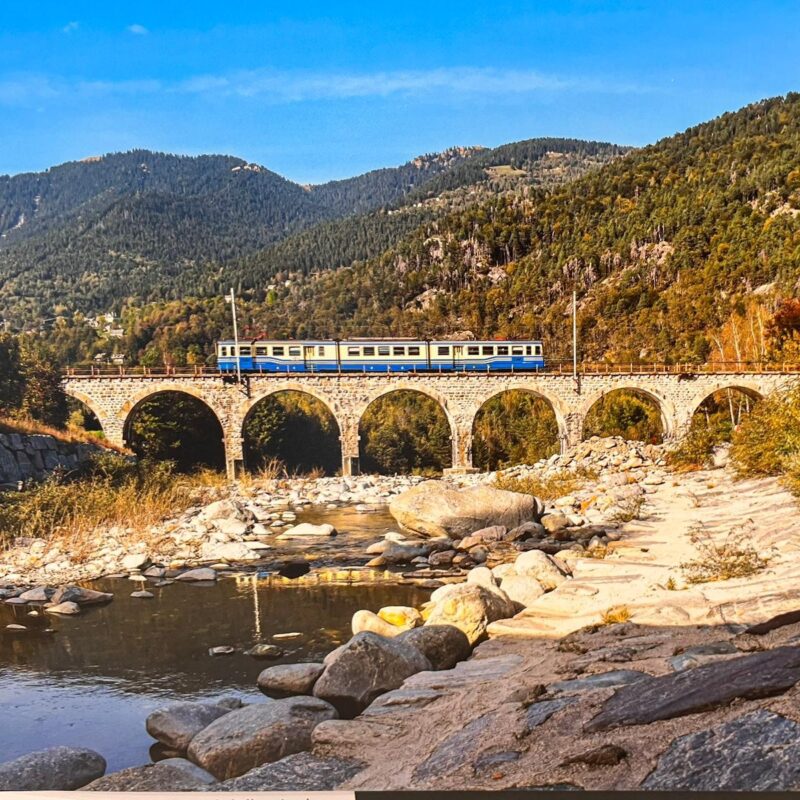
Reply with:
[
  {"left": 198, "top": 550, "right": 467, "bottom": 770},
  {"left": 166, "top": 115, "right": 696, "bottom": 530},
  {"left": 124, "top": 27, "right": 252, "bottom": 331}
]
[{"left": 61, "top": 370, "right": 795, "bottom": 482}]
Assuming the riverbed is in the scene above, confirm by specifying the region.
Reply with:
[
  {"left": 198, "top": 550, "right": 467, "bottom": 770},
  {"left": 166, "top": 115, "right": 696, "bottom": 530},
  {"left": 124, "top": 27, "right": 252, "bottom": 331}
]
[{"left": 0, "top": 507, "right": 428, "bottom": 771}]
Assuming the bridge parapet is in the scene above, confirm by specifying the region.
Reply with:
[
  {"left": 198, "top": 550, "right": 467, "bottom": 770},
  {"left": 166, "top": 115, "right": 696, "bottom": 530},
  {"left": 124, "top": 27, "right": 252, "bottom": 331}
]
[{"left": 62, "top": 371, "right": 798, "bottom": 479}]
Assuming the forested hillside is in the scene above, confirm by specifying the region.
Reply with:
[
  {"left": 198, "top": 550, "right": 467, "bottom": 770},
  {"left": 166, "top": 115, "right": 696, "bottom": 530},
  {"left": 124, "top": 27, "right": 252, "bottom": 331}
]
[
  {"left": 0, "top": 139, "right": 622, "bottom": 327},
  {"left": 249, "top": 93, "right": 800, "bottom": 363}
]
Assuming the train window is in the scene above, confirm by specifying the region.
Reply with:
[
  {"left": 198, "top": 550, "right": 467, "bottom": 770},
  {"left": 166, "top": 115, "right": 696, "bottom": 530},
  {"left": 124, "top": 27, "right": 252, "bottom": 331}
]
[
  {"left": 363, "top": 346, "right": 375, "bottom": 356},
  {"left": 378, "top": 346, "right": 390, "bottom": 356},
  {"left": 437, "top": 346, "right": 450, "bottom": 356},
  {"left": 288, "top": 346, "right": 301, "bottom": 356},
  {"left": 393, "top": 346, "right": 406, "bottom": 356},
  {"left": 220, "top": 346, "right": 228, "bottom": 356},
  {"left": 497, "top": 346, "right": 509, "bottom": 355},
  {"left": 408, "top": 346, "right": 420, "bottom": 356},
  {"left": 512, "top": 346, "right": 524, "bottom": 355},
  {"left": 534, "top": 345, "right": 542, "bottom": 355},
  {"left": 239, "top": 347, "right": 252, "bottom": 356},
  {"left": 526, "top": 346, "right": 532, "bottom": 355},
  {"left": 467, "top": 346, "right": 479, "bottom": 355},
  {"left": 318, "top": 346, "right": 325, "bottom": 356},
  {"left": 272, "top": 346, "right": 285, "bottom": 356},
  {"left": 347, "top": 347, "right": 360, "bottom": 356},
  {"left": 255, "top": 346, "right": 268, "bottom": 356},
  {"left": 482, "top": 346, "right": 494, "bottom": 355}
]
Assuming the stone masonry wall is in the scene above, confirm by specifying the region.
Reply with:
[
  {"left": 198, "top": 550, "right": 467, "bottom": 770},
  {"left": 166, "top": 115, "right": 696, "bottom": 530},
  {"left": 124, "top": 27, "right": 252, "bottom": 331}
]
[
  {"left": 0, "top": 432, "right": 102, "bottom": 486},
  {"left": 63, "top": 371, "right": 799, "bottom": 478}
]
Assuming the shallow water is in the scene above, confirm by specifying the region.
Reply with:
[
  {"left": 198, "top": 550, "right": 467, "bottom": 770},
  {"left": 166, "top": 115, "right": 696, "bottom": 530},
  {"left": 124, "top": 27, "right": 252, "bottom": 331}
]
[{"left": 0, "top": 507, "right": 428, "bottom": 772}]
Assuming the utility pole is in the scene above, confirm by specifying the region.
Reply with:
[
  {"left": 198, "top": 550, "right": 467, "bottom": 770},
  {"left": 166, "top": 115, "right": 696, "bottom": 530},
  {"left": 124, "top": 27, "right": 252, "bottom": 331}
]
[
  {"left": 572, "top": 290, "right": 580, "bottom": 392},
  {"left": 227, "top": 287, "right": 241, "bottom": 385}
]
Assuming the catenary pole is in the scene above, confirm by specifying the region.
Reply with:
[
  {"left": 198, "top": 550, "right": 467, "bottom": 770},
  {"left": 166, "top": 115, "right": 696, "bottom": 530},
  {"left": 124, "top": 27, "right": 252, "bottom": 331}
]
[
  {"left": 228, "top": 287, "right": 241, "bottom": 385},
  {"left": 572, "top": 290, "right": 578, "bottom": 380}
]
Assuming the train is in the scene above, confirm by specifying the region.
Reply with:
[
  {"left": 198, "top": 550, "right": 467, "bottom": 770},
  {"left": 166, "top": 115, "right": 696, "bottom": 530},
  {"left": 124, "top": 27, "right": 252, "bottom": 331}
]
[{"left": 216, "top": 338, "right": 545, "bottom": 373}]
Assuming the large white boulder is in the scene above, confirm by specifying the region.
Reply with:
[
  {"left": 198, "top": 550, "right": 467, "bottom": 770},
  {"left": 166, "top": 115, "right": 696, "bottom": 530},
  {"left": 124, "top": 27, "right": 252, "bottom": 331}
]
[{"left": 389, "top": 481, "right": 541, "bottom": 539}]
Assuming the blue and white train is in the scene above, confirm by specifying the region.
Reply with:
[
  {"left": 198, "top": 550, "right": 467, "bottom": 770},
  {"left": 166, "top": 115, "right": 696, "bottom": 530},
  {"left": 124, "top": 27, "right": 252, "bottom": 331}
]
[{"left": 216, "top": 338, "right": 545, "bottom": 373}]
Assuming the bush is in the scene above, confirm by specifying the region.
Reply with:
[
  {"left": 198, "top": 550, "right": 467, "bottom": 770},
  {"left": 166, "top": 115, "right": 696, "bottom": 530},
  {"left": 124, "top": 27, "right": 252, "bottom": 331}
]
[
  {"left": 680, "top": 520, "right": 770, "bottom": 584},
  {"left": 730, "top": 388, "right": 800, "bottom": 477},
  {"left": 494, "top": 468, "right": 597, "bottom": 501}
]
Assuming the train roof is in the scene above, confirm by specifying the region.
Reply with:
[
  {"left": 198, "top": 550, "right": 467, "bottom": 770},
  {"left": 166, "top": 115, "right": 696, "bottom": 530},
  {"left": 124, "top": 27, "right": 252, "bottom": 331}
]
[{"left": 217, "top": 338, "right": 543, "bottom": 345}]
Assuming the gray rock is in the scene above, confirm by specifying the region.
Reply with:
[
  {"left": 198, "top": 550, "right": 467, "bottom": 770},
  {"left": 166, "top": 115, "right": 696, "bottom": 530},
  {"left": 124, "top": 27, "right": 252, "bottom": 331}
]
[
  {"left": 413, "top": 711, "right": 501, "bottom": 780},
  {"left": 85, "top": 763, "right": 207, "bottom": 791},
  {"left": 587, "top": 647, "right": 800, "bottom": 732},
  {"left": 17, "top": 586, "right": 54, "bottom": 603},
  {"left": 313, "top": 631, "right": 431, "bottom": 717},
  {"left": 643, "top": 709, "right": 800, "bottom": 790},
  {"left": 0, "top": 746, "right": 106, "bottom": 791},
  {"left": 50, "top": 586, "right": 113, "bottom": 606},
  {"left": 131, "top": 590, "right": 154, "bottom": 599},
  {"left": 156, "top": 758, "right": 217, "bottom": 784},
  {"left": 187, "top": 697, "right": 338, "bottom": 780},
  {"left": 246, "top": 643, "right": 285, "bottom": 659},
  {"left": 523, "top": 697, "right": 576, "bottom": 732},
  {"left": 257, "top": 663, "right": 325, "bottom": 698},
  {"left": 210, "top": 752, "right": 363, "bottom": 792},
  {"left": 45, "top": 601, "right": 81, "bottom": 615},
  {"left": 506, "top": 521, "right": 547, "bottom": 541},
  {"left": 146, "top": 701, "right": 233, "bottom": 752},
  {"left": 389, "top": 481, "right": 539, "bottom": 539},
  {"left": 362, "top": 687, "right": 442, "bottom": 716},
  {"left": 551, "top": 669, "right": 648, "bottom": 695},
  {"left": 397, "top": 624, "right": 472, "bottom": 670},
  {"left": 176, "top": 567, "right": 217, "bottom": 582}
]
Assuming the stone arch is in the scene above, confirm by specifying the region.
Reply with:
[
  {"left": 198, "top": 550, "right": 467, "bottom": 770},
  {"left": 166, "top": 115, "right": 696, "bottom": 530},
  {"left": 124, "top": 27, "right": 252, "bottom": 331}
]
[
  {"left": 121, "top": 386, "right": 227, "bottom": 471},
  {"left": 470, "top": 384, "right": 570, "bottom": 449},
  {"left": 687, "top": 381, "right": 764, "bottom": 423},
  {"left": 240, "top": 386, "right": 343, "bottom": 474},
  {"left": 62, "top": 388, "right": 108, "bottom": 435},
  {"left": 356, "top": 383, "right": 457, "bottom": 474},
  {"left": 579, "top": 384, "right": 675, "bottom": 442},
  {"left": 469, "top": 386, "right": 565, "bottom": 470}
]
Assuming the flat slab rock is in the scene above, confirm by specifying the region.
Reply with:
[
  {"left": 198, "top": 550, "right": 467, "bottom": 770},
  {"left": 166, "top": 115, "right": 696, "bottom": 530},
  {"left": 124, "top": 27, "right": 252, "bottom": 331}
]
[
  {"left": 0, "top": 746, "right": 106, "bottom": 791},
  {"left": 211, "top": 752, "right": 364, "bottom": 792},
  {"left": 145, "top": 701, "right": 232, "bottom": 751},
  {"left": 643, "top": 709, "right": 800, "bottom": 791},
  {"left": 587, "top": 646, "right": 800, "bottom": 732}
]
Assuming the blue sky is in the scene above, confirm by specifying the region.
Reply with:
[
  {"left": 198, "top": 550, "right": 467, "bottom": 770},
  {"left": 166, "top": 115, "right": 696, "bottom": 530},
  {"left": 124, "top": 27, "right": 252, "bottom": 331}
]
[{"left": 1, "top": 1, "right": 799, "bottom": 182}]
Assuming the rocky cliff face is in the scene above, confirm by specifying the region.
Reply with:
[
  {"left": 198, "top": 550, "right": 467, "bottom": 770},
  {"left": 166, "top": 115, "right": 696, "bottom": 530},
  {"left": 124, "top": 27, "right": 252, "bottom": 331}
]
[{"left": 0, "top": 432, "right": 101, "bottom": 486}]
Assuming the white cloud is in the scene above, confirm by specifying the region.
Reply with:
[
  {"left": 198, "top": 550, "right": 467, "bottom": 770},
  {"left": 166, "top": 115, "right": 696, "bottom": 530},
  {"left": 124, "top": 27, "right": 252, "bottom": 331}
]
[
  {"left": 0, "top": 66, "right": 652, "bottom": 107},
  {"left": 62, "top": 21, "right": 79, "bottom": 34},
  {"left": 127, "top": 24, "right": 149, "bottom": 35}
]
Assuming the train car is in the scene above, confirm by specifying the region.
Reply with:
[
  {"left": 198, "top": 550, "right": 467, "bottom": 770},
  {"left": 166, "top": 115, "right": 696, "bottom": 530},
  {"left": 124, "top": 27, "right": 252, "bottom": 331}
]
[{"left": 217, "top": 338, "right": 545, "bottom": 373}]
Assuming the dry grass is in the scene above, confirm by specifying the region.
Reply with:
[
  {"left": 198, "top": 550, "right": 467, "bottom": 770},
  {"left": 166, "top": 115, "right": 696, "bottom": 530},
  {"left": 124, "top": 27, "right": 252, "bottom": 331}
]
[
  {"left": 0, "top": 415, "right": 129, "bottom": 455},
  {"left": 680, "top": 520, "right": 771, "bottom": 584},
  {"left": 0, "top": 454, "right": 223, "bottom": 560},
  {"left": 608, "top": 494, "right": 645, "bottom": 523},
  {"left": 494, "top": 468, "right": 598, "bottom": 501},
  {"left": 600, "top": 605, "right": 632, "bottom": 624}
]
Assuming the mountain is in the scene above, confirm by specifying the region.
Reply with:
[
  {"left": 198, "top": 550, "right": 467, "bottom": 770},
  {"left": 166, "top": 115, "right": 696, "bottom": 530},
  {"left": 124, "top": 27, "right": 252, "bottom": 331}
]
[
  {"left": 0, "top": 139, "right": 623, "bottom": 326},
  {"left": 242, "top": 93, "right": 800, "bottom": 364}
]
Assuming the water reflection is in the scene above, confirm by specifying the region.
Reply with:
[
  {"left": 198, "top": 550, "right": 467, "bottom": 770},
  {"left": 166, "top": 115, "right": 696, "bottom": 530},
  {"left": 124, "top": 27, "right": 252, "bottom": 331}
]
[{"left": 0, "top": 507, "right": 428, "bottom": 771}]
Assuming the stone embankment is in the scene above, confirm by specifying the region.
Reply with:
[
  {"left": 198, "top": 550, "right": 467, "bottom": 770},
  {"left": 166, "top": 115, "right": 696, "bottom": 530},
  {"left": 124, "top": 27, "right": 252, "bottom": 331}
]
[
  {"left": 4, "top": 435, "right": 800, "bottom": 790},
  {"left": 0, "top": 431, "right": 102, "bottom": 487}
]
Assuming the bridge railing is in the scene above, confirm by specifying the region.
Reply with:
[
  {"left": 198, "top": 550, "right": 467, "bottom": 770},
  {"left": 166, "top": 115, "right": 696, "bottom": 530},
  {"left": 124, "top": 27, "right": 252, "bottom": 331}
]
[{"left": 62, "top": 361, "right": 800, "bottom": 378}]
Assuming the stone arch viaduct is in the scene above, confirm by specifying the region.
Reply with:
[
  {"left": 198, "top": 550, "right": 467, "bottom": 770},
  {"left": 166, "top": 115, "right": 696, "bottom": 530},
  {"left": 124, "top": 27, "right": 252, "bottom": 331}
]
[{"left": 62, "top": 369, "right": 798, "bottom": 479}]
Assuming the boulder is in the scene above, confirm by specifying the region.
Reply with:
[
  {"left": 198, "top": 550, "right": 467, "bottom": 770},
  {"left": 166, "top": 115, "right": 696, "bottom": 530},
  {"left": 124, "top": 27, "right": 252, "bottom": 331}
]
[
  {"left": 397, "top": 624, "right": 472, "bottom": 670},
  {"left": 351, "top": 610, "right": 405, "bottom": 637},
  {"left": 459, "top": 525, "right": 507, "bottom": 549},
  {"left": 45, "top": 600, "right": 81, "bottom": 615},
  {"left": 389, "top": 481, "right": 539, "bottom": 539},
  {"left": 175, "top": 567, "right": 217, "bottom": 582},
  {"left": 0, "top": 746, "right": 106, "bottom": 791},
  {"left": 586, "top": 647, "right": 800, "bottom": 732},
  {"left": 212, "top": 752, "right": 364, "bottom": 792},
  {"left": 313, "top": 632, "right": 431, "bottom": 717},
  {"left": 377, "top": 541, "right": 428, "bottom": 565},
  {"left": 199, "top": 499, "right": 244, "bottom": 522},
  {"left": 505, "top": 521, "right": 546, "bottom": 541},
  {"left": 643, "top": 709, "right": 800, "bottom": 790},
  {"left": 17, "top": 586, "right": 54, "bottom": 603},
  {"left": 541, "top": 512, "right": 570, "bottom": 534},
  {"left": 424, "top": 583, "right": 516, "bottom": 644},
  {"left": 514, "top": 550, "right": 569, "bottom": 590},
  {"left": 276, "top": 523, "right": 336, "bottom": 539},
  {"left": 257, "top": 663, "right": 325, "bottom": 698},
  {"left": 85, "top": 762, "right": 208, "bottom": 791},
  {"left": 187, "top": 698, "right": 337, "bottom": 780},
  {"left": 122, "top": 553, "right": 150, "bottom": 571},
  {"left": 155, "top": 758, "right": 217, "bottom": 785},
  {"left": 199, "top": 542, "right": 258, "bottom": 562},
  {"left": 378, "top": 606, "right": 423, "bottom": 629},
  {"left": 500, "top": 574, "right": 545, "bottom": 608},
  {"left": 146, "top": 701, "right": 233, "bottom": 752},
  {"left": 246, "top": 644, "right": 284, "bottom": 659}
]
